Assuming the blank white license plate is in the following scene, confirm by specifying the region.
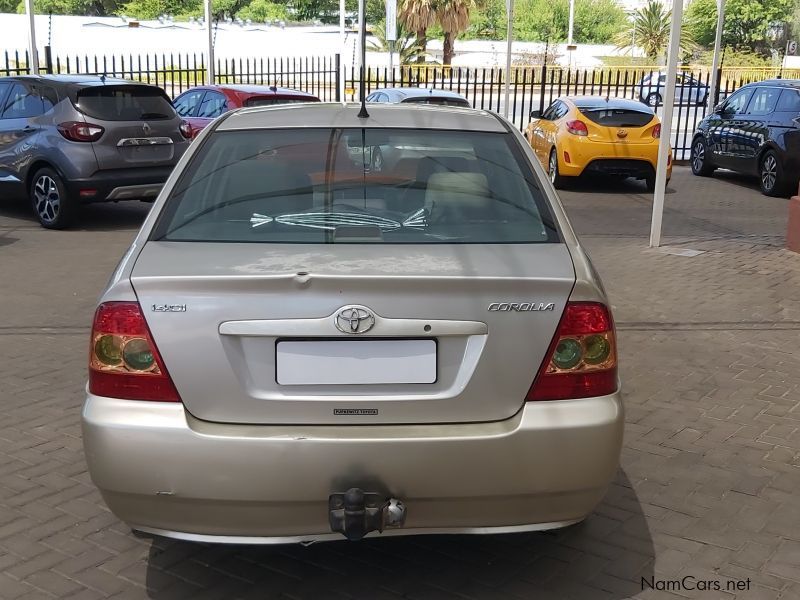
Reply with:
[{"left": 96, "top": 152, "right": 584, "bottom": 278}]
[{"left": 276, "top": 340, "right": 437, "bottom": 385}]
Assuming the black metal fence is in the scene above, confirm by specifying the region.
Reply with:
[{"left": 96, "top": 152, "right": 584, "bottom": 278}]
[
  {"left": 2, "top": 48, "right": 342, "bottom": 101},
  {"left": 5, "top": 47, "right": 797, "bottom": 159}
]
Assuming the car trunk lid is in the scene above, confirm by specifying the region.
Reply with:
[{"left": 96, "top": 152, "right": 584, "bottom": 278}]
[
  {"left": 579, "top": 107, "right": 659, "bottom": 145},
  {"left": 131, "top": 242, "right": 575, "bottom": 425},
  {"left": 73, "top": 84, "right": 185, "bottom": 170}
]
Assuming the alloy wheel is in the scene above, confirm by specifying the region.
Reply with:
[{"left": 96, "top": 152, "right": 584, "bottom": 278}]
[
  {"left": 549, "top": 152, "right": 557, "bottom": 183},
  {"left": 692, "top": 141, "right": 705, "bottom": 173},
  {"left": 33, "top": 175, "right": 60, "bottom": 225},
  {"left": 761, "top": 154, "right": 777, "bottom": 192}
]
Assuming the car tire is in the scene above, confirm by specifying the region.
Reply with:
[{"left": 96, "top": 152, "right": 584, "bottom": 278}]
[
  {"left": 30, "top": 167, "right": 75, "bottom": 230},
  {"left": 690, "top": 138, "right": 715, "bottom": 177},
  {"left": 646, "top": 93, "right": 661, "bottom": 108},
  {"left": 759, "top": 150, "right": 789, "bottom": 197},
  {"left": 548, "top": 148, "right": 567, "bottom": 190}
]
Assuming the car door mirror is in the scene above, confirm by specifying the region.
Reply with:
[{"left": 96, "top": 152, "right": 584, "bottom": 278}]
[{"left": 529, "top": 109, "right": 541, "bottom": 119}]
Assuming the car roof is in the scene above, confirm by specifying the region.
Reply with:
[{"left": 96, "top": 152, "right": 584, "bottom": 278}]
[
  {"left": 743, "top": 79, "right": 800, "bottom": 89},
  {"left": 218, "top": 102, "right": 506, "bottom": 132},
  {"left": 11, "top": 74, "right": 135, "bottom": 87},
  {"left": 375, "top": 87, "right": 468, "bottom": 100},
  {"left": 202, "top": 84, "right": 318, "bottom": 97},
  {"left": 566, "top": 96, "right": 655, "bottom": 113}
]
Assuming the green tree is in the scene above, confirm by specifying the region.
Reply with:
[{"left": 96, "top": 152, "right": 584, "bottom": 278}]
[
  {"left": 368, "top": 19, "right": 423, "bottom": 63},
  {"left": 467, "top": 0, "right": 503, "bottom": 39},
  {"left": 514, "top": 0, "right": 627, "bottom": 44},
  {"left": 238, "top": 0, "right": 288, "bottom": 21},
  {"left": 15, "top": 0, "right": 122, "bottom": 15},
  {"left": 119, "top": 0, "right": 198, "bottom": 19},
  {"left": 614, "top": 0, "right": 694, "bottom": 61},
  {"left": 399, "top": 0, "right": 436, "bottom": 62},
  {"left": 436, "top": 0, "right": 473, "bottom": 64},
  {"left": 686, "top": 0, "right": 793, "bottom": 56}
]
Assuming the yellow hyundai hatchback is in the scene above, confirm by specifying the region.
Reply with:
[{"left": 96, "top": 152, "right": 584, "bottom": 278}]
[{"left": 525, "top": 96, "right": 672, "bottom": 190}]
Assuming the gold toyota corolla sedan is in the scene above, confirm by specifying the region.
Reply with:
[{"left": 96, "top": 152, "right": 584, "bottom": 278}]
[{"left": 82, "top": 102, "right": 624, "bottom": 543}]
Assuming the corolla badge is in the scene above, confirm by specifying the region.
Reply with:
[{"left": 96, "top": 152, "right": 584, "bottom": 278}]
[
  {"left": 488, "top": 302, "right": 556, "bottom": 312},
  {"left": 335, "top": 306, "right": 376, "bottom": 334}
]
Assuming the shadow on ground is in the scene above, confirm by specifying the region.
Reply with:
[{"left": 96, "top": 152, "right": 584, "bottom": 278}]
[
  {"left": 0, "top": 198, "right": 151, "bottom": 231},
  {"left": 143, "top": 470, "right": 653, "bottom": 599}
]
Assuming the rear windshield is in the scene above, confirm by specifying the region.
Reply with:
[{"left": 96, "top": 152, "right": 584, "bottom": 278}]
[
  {"left": 402, "top": 97, "right": 471, "bottom": 107},
  {"left": 244, "top": 96, "right": 317, "bottom": 107},
  {"left": 579, "top": 108, "right": 654, "bottom": 127},
  {"left": 152, "top": 128, "right": 558, "bottom": 244},
  {"left": 75, "top": 85, "right": 175, "bottom": 121}
]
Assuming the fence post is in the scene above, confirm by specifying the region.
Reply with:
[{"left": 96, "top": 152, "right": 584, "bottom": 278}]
[
  {"left": 539, "top": 63, "right": 547, "bottom": 113},
  {"left": 43, "top": 45, "right": 53, "bottom": 74},
  {"left": 713, "top": 67, "right": 722, "bottom": 106},
  {"left": 335, "top": 53, "right": 341, "bottom": 102}
]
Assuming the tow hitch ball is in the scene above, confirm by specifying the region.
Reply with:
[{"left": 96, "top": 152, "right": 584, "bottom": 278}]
[{"left": 328, "top": 488, "right": 406, "bottom": 541}]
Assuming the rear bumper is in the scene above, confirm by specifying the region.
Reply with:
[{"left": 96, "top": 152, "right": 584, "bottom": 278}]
[
  {"left": 82, "top": 393, "right": 624, "bottom": 542},
  {"left": 65, "top": 166, "right": 175, "bottom": 203},
  {"left": 558, "top": 140, "right": 671, "bottom": 179}
]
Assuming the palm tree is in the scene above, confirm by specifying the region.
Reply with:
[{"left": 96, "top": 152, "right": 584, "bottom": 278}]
[
  {"left": 436, "top": 0, "right": 474, "bottom": 65},
  {"left": 616, "top": 0, "right": 695, "bottom": 61},
  {"left": 399, "top": 0, "right": 437, "bottom": 63},
  {"left": 368, "top": 20, "right": 424, "bottom": 64}
]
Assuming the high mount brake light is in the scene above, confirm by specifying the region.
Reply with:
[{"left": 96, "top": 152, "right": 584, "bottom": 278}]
[
  {"left": 526, "top": 301, "right": 618, "bottom": 401},
  {"left": 89, "top": 302, "right": 181, "bottom": 402}
]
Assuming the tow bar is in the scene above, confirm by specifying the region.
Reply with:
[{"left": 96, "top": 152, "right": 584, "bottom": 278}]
[{"left": 328, "top": 488, "right": 407, "bottom": 541}]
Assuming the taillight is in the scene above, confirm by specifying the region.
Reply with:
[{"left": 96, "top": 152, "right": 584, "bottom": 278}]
[
  {"left": 89, "top": 301, "right": 181, "bottom": 402},
  {"left": 179, "top": 120, "right": 192, "bottom": 139},
  {"left": 526, "top": 301, "right": 617, "bottom": 401},
  {"left": 652, "top": 124, "right": 661, "bottom": 139},
  {"left": 566, "top": 120, "right": 588, "bottom": 136},
  {"left": 57, "top": 121, "right": 104, "bottom": 142}
]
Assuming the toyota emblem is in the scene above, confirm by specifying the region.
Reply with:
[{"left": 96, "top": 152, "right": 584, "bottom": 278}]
[{"left": 335, "top": 306, "right": 375, "bottom": 334}]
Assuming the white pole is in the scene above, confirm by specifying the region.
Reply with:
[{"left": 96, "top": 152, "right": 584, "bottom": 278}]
[
  {"left": 568, "top": 0, "right": 575, "bottom": 46},
  {"left": 708, "top": 0, "right": 726, "bottom": 108},
  {"left": 25, "top": 0, "right": 38, "bottom": 75},
  {"left": 340, "top": 0, "right": 346, "bottom": 104},
  {"left": 649, "top": 0, "right": 684, "bottom": 248},
  {"left": 357, "top": 0, "right": 365, "bottom": 70},
  {"left": 204, "top": 0, "right": 215, "bottom": 85},
  {"left": 503, "top": 0, "right": 514, "bottom": 118},
  {"left": 386, "top": 0, "right": 397, "bottom": 79}
]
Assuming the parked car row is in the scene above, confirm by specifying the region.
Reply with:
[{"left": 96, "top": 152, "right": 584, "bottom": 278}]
[{"left": 0, "top": 75, "right": 320, "bottom": 228}]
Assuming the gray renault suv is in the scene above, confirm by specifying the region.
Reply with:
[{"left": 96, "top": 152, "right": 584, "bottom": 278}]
[{"left": 0, "top": 75, "right": 191, "bottom": 229}]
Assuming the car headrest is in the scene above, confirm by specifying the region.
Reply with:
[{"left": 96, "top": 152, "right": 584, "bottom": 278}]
[{"left": 425, "top": 172, "right": 492, "bottom": 220}]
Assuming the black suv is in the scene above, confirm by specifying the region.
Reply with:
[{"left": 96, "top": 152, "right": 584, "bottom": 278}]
[
  {"left": 0, "top": 75, "right": 190, "bottom": 228},
  {"left": 690, "top": 79, "right": 800, "bottom": 196}
]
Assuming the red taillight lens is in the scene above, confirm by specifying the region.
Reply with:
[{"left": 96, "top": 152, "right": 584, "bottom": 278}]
[
  {"left": 566, "top": 119, "right": 588, "bottom": 136},
  {"left": 89, "top": 302, "right": 181, "bottom": 402},
  {"left": 652, "top": 124, "right": 661, "bottom": 139},
  {"left": 526, "top": 302, "right": 618, "bottom": 401},
  {"left": 179, "top": 120, "right": 192, "bottom": 139},
  {"left": 57, "top": 121, "right": 104, "bottom": 142}
]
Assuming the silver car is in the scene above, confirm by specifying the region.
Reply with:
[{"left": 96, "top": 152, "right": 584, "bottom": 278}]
[
  {"left": 638, "top": 72, "right": 709, "bottom": 108},
  {"left": 0, "top": 75, "right": 190, "bottom": 229},
  {"left": 82, "top": 103, "right": 623, "bottom": 544}
]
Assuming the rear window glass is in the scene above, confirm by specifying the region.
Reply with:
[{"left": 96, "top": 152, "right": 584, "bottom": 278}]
[
  {"left": 153, "top": 128, "right": 558, "bottom": 244},
  {"left": 75, "top": 85, "right": 175, "bottom": 121},
  {"left": 579, "top": 108, "right": 654, "bottom": 127},
  {"left": 402, "top": 97, "right": 470, "bottom": 107},
  {"left": 244, "top": 97, "right": 316, "bottom": 107}
]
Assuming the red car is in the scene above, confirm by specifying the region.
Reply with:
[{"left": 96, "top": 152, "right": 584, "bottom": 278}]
[{"left": 173, "top": 84, "right": 320, "bottom": 137}]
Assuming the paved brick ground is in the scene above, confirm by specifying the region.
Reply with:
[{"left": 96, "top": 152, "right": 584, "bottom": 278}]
[{"left": 0, "top": 167, "right": 799, "bottom": 599}]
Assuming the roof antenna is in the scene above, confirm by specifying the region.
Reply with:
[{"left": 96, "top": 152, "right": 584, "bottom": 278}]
[{"left": 357, "top": 0, "right": 369, "bottom": 118}]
